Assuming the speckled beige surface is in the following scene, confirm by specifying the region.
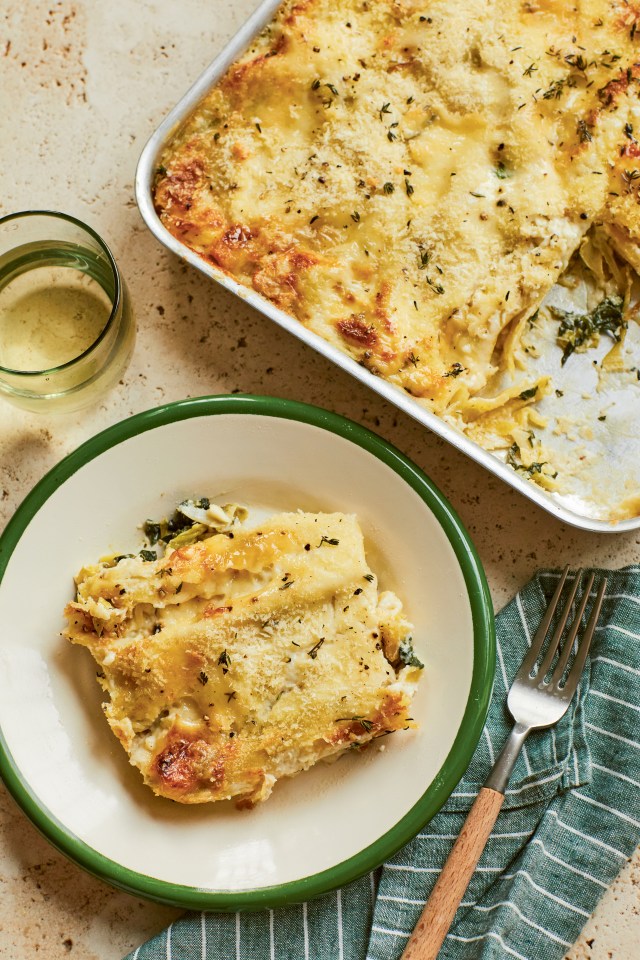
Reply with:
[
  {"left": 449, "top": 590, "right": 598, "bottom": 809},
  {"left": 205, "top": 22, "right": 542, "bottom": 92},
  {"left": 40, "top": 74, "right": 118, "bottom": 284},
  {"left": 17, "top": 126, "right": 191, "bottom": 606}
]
[{"left": 0, "top": 1, "right": 638, "bottom": 957}]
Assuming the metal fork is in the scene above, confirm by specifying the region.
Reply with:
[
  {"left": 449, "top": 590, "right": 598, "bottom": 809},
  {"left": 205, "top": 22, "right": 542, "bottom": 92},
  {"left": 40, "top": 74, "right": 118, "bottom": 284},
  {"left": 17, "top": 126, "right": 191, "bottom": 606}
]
[{"left": 401, "top": 567, "right": 607, "bottom": 960}]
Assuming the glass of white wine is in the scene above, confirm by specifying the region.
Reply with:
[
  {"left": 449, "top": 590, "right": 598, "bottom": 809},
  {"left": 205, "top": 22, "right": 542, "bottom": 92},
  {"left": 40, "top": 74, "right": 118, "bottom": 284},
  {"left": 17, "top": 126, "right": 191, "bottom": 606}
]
[{"left": 0, "top": 210, "right": 135, "bottom": 412}]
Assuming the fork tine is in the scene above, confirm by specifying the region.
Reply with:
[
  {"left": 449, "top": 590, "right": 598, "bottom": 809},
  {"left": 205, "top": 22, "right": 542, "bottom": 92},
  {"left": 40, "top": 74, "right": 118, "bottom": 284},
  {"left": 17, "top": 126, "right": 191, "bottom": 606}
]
[
  {"left": 557, "top": 577, "right": 607, "bottom": 697},
  {"left": 547, "top": 572, "right": 595, "bottom": 687},
  {"left": 534, "top": 568, "right": 582, "bottom": 680},
  {"left": 518, "top": 565, "right": 570, "bottom": 678}
]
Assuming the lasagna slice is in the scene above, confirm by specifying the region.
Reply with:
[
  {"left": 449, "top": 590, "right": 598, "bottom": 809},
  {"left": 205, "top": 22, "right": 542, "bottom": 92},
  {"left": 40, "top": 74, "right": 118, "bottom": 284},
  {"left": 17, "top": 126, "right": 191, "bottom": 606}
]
[{"left": 63, "top": 511, "right": 421, "bottom": 806}]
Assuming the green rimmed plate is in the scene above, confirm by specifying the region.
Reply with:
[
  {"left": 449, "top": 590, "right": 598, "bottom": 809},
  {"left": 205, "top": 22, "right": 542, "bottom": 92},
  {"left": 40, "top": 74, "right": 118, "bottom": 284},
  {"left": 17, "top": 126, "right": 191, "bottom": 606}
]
[{"left": 0, "top": 395, "right": 494, "bottom": 909}]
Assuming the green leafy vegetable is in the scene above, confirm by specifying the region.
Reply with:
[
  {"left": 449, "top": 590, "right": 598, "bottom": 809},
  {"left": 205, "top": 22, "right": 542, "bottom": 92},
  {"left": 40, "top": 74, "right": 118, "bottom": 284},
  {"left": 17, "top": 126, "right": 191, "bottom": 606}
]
[
  {"left": 506, "top": 443, "right": 552, "bottom": 478},
  {"left": 398, "top": 637, "right": 424, "bottom": 669},
  {"left": 143, "top": 500, "right": 246, "bottom": 554},
  {"left": 549, "top": 295, "right": 625, "bottom": 365},
  {"left": 164, "top": 522, "right": 209, "bottom": 550}
]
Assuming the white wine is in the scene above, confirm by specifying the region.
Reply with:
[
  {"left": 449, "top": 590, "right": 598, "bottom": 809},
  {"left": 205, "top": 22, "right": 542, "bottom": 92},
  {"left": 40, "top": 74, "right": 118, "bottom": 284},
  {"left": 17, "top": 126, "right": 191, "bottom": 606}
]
[
  {"left": 0, "top": 263, "right": 112, "bottom": 372},
  {"left": 0, "top": 232, "right": 134, "bottom": 412}
]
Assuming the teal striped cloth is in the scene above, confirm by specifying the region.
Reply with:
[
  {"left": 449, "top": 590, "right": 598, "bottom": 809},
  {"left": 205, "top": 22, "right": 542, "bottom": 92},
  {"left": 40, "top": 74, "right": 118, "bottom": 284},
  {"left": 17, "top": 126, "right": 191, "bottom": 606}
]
[{"left": 126, "top": 567, "right": 640, "bottom": 960}]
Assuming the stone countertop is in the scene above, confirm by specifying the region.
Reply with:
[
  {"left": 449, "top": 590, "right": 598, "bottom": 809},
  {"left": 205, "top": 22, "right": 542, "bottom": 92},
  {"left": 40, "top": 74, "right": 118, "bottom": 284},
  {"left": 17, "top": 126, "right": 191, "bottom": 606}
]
[{"left": 0, "top": 1, "right": 638, "bottom": 956}]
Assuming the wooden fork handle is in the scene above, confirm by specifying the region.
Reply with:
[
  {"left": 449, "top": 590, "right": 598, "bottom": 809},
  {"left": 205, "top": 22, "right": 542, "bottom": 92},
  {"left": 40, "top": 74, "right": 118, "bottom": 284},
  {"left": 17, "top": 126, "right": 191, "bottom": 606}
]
[{"left": 400, "top": 787, "right": 505, "bottom": 960}]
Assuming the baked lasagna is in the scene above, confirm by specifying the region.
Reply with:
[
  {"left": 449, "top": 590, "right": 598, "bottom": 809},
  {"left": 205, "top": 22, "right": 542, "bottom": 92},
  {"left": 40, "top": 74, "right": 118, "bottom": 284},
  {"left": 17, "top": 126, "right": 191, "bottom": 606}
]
[
  {"left": 153, "top": 0, "right": 640, "bottom": 520},
  {"left": 63, "top": 510, "right": 422, "bottom": 806}
]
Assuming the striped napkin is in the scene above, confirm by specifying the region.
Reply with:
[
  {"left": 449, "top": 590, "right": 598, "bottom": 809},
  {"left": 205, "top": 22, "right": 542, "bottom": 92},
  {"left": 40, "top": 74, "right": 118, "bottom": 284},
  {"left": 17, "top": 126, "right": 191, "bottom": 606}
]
[{"left": 126, "top": 566, "right": 640, "bottom": 960}]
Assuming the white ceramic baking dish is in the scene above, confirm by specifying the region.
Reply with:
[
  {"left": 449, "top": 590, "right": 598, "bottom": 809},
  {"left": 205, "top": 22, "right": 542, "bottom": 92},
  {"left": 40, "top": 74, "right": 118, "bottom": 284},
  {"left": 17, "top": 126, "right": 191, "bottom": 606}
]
[{"left": 135, "top": 0, "right": 640, "bottom": 534}]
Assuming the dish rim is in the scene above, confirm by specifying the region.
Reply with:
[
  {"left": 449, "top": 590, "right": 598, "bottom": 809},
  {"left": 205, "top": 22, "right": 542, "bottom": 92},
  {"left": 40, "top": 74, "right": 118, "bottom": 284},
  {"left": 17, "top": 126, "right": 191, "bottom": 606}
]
[
  {"left": 134, "top": 0, "right": 640, "bottom": 535},
  {"left": 0, "top": 394, "right": 495, "bottom": 909}
]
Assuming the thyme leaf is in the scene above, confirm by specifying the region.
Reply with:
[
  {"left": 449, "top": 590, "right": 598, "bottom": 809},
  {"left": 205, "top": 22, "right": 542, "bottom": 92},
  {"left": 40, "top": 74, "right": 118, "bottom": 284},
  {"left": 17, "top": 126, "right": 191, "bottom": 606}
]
[
  {"left": 542, "top": 78, "right": 566, "bottom": 100},
  {"left": 335, "top": 716, "right": 374, "bottom": 732},
  {"left": 577, "top": 119, "right": 593, "bottom": 143},
  {"left": 426, "top": 276, "right": 445, "bottom": 294}
]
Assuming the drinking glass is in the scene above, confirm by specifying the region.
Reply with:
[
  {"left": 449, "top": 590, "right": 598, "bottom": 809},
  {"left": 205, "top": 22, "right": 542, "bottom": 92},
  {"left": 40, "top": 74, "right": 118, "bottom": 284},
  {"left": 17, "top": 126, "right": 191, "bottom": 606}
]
[{"left": 0, "top": 210, "right": 135, "bottom": 412}]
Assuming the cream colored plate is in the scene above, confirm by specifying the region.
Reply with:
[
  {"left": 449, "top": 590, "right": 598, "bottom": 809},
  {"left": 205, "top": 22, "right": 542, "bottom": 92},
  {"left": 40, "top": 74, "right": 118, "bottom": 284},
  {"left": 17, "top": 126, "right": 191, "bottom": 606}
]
[{"left": 0, "top": 396, "right": 493, "bottom": 907}]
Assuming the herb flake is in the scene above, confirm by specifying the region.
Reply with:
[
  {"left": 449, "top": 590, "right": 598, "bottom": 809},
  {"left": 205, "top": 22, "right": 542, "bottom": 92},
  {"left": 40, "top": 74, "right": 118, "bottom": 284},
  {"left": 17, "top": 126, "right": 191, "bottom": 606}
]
[
  {"left": 518, "top": 386, "right": 538, "bottom": 401},
  {"left": 308, "top": 638, "right": 325, "bottom": 659}
]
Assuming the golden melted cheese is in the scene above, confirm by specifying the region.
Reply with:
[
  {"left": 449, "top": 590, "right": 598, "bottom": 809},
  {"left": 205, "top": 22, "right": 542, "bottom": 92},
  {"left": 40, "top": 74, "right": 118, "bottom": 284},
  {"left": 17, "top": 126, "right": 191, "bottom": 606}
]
[
  {"left": 63, "top": 512, "right": 420, "bottom": 806},
  {"left": 154, "top": 0, "right": 640, "bottom": 398},
  {"left": 153, "top": 0, "right": 640, "bottom": 512}
]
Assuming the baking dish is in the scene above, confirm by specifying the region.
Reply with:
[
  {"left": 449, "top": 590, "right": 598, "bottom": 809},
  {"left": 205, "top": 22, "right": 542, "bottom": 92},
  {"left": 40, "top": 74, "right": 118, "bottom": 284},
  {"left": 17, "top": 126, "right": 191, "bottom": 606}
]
[{"left": 135, "top": 0, "right": 640, "bottom": 534}]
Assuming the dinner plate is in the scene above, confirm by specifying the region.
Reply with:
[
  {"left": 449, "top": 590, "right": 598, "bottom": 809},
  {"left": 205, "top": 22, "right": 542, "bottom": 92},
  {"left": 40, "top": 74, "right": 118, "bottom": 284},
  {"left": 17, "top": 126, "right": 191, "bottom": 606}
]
[{"left": 0, "top": 395, "right": 494, "bottom": 909}]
